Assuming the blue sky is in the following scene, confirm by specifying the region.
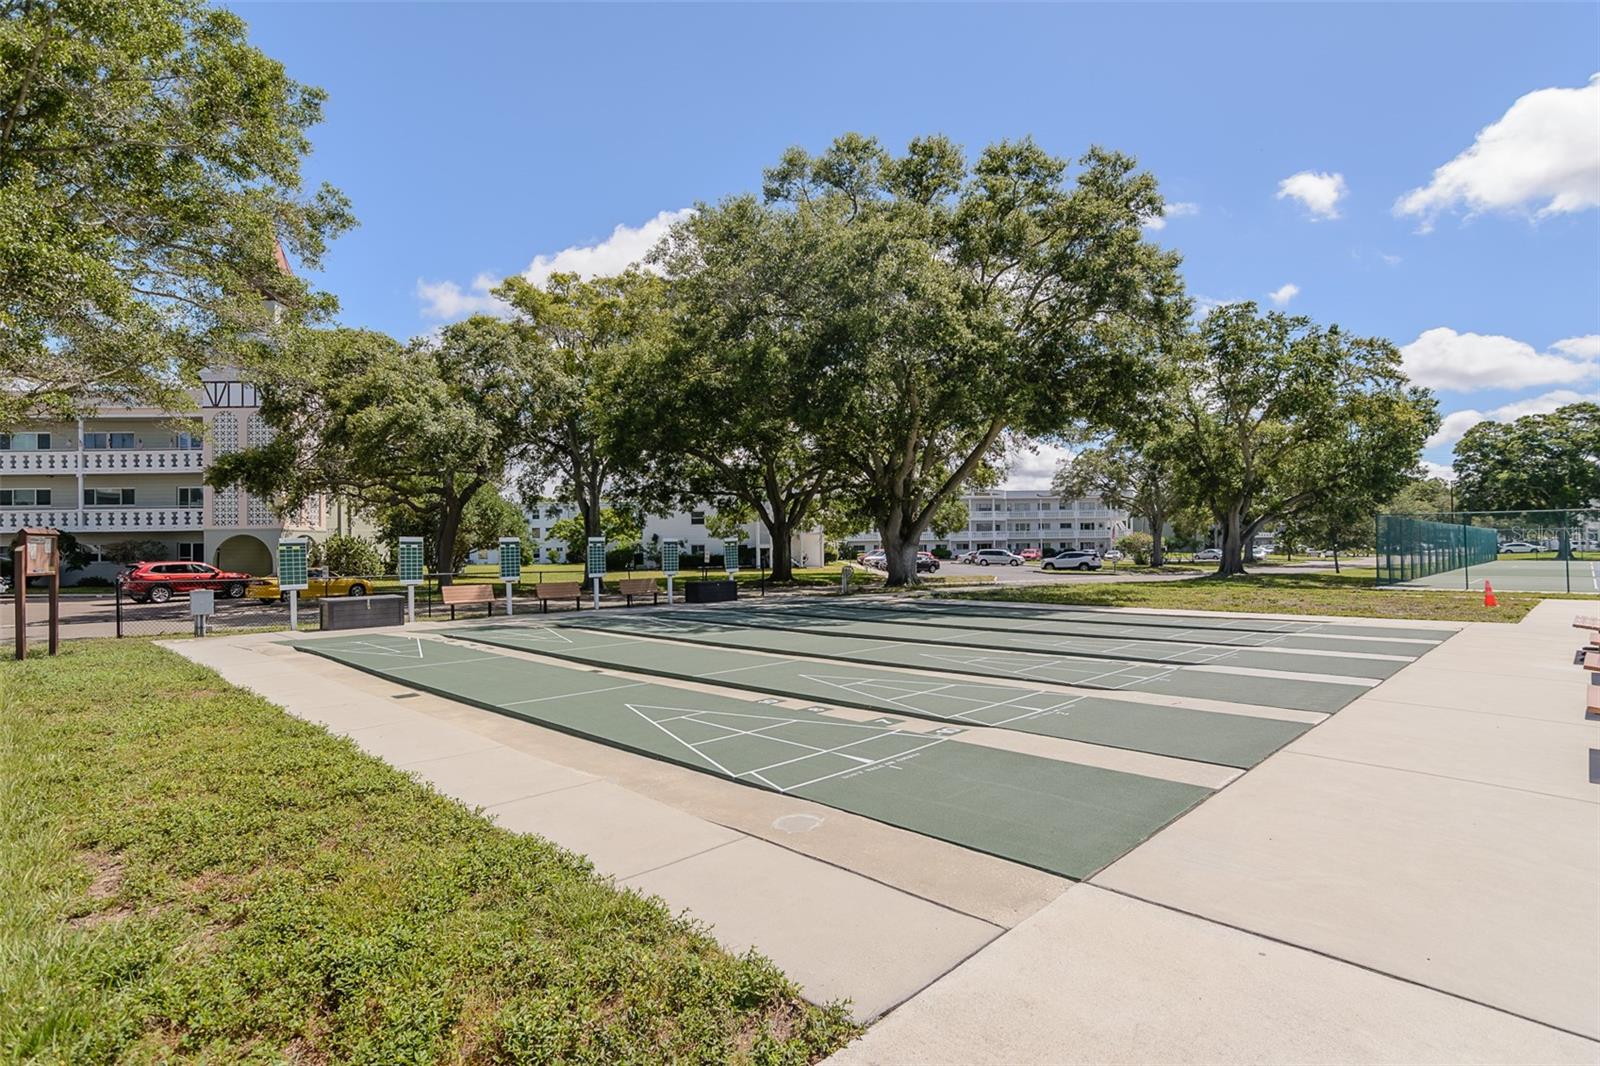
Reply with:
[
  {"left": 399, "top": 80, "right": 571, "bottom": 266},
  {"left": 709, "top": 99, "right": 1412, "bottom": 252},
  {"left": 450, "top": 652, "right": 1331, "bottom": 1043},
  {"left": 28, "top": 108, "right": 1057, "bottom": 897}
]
[{"left": 237, "top": 2, "right": 1599, "bottom": 487}]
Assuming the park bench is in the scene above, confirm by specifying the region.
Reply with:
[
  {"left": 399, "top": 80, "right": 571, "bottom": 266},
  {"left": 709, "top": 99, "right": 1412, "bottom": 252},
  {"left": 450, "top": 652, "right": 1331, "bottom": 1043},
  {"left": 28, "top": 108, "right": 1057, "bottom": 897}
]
[
  {"left": 536, "top": 581, "right": 583, "bottom": 613},
  {"left": 617, "top": 577, "right": 660, "bottom": 607},
  {"left": 440, "top": 583, "right": 494, "bottom": 620},
  {"left": 1574, "top": 616, "right": 1600, "bottom": 714}
]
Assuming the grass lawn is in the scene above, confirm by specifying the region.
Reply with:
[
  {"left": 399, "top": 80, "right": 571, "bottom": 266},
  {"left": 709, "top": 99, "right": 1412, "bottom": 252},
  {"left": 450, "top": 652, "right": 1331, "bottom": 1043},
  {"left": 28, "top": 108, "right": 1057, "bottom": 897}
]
[
  {"left": 948, "top": 569, "right": 1588, "bottom": 622},
  {"left": 0, "top": 640, "right": 856, "bottom": 1063}
]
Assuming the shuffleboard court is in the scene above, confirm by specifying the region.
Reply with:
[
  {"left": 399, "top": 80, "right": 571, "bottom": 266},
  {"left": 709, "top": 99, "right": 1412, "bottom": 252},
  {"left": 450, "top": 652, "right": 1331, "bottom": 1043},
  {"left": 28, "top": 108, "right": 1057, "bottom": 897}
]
[
  {"left": 1393, "top": 557, "right": 1600, "bottom": 594},
  {"left": 293, "top": 633, "right": 1212, "bottom": 879},
  {"left": 662, "top": 606, "right": 1419, "bottom": 677},
  {"left": 898, "top": 598, "right": 1462, "bottom": 642},
  {"left": 725, "top": 600, "right": 1445, "bottom": 657},
  {"left": 447, "top": 623, "right": 1312, "bottom": 768},
  {"left": 550, "top": 612, "right": 1374, "bottom": 713}
]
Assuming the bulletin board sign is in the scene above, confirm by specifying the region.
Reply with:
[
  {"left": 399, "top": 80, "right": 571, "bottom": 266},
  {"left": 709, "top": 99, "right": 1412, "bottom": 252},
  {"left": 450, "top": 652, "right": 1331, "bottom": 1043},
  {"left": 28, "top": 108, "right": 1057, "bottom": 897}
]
[
  {"left": 722, "top": 536, "right": 741, "bottom": 574},
  {"left": 661, "top": 540, "right": 680, "bottom": 576},
  {"left": 397, "top": 536, "right": 424, "bottom": 586},
  {"left": 586, "top": 537, "right": 607, "bottom": 579},
  {"left": 277, "top": 538, "right": 309, "bottom": 591},
  {"left": 498, "top": 537, "right": 522, "bottom": 582},
  {"left": 24, "top": 535, "right": 58, "bottom": 576}
]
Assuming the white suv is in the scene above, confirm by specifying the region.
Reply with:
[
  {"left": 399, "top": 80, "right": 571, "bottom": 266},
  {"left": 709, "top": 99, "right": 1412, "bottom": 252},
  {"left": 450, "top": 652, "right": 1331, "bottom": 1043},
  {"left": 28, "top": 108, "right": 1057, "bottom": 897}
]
[
  {"left": 1042, "top": 550, "right": 1103, "bottom": 571},
  {"left": 973, "top": 548, "right": 1023, "bottom": 566}
]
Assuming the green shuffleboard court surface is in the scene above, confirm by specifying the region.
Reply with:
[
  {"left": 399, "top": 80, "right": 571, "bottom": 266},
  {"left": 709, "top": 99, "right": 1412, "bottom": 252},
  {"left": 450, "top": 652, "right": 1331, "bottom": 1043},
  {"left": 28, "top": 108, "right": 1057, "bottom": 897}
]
[
  {"left": 447, "top": 623, "right": 1312, "bottom": 768},
  {"left": 732, "top": 600, "right": 1446, "bottom": 658},
  {"left": 650, "top": 606, "right": 1417, "bottom": 679},
  {"left": 294, "top": 633, "right": 1213, "bottom": 879},
  {"left": 550, "top": 611, "right": 1376, "bottom": 713},
  {"left": 905, "top": 598, "right": 1461, "bottom": 642}
]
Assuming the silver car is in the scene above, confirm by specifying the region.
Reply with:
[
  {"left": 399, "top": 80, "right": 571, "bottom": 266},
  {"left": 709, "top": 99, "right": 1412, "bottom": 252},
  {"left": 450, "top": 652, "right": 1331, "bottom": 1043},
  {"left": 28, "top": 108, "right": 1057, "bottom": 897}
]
[
  {"left": 1041, "top": 550, "right": 1102, "bottom": 571},
  {"left": 973, "top": 548, "right": 1023, "bottom": 566}
]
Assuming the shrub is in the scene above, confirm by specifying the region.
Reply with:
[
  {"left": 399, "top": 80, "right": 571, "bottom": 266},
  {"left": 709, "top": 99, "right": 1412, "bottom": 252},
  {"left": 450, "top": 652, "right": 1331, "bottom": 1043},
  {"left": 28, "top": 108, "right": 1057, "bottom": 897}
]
[
  {"left": 1116, "top": 531, "right": 1154, "bottom": 565},
  {"left": 318, "top": 533, "right": 386, "bottom": 576}
]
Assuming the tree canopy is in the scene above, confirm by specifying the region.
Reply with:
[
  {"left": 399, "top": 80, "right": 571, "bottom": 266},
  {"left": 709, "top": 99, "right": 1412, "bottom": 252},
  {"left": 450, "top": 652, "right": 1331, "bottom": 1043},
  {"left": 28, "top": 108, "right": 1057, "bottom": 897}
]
[
  {"left": 0, "top": 0, "right": 352, "bottom": 426},
  {"left": 753, "top": 133, "right": 1186, "bottom": 584},
  {"left": 208, "top": 318, "right": 541, "bottom": 577},
  {"left": 1453, "top": 402, "right": 1600, "bottom": 512},
  {"left": 1169, "top": 303, "right": 1438, "bottom": 575}
]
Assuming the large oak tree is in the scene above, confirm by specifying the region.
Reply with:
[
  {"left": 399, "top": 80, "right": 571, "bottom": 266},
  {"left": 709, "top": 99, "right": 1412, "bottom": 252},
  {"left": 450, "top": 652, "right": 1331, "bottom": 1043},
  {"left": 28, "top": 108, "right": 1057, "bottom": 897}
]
[
  {"left": 760, "top": 133, "right": 1186, "bottom": 584},
  {"left": 1, "top": 0, "right": 352, "bottom": 426}
]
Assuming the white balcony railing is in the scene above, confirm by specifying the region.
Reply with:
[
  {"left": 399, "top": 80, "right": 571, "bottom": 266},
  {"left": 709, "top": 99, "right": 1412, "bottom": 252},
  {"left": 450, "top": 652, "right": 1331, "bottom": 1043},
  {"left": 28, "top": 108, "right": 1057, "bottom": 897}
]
[
  {"left": 0, "top": 508, "right": 205, "bottom": 534},
  {"left": 81, "top": 449, "right": 205, "bottom": 473},
  {"left": 0, "top": 449, "right": 205, "bottom": 474}
]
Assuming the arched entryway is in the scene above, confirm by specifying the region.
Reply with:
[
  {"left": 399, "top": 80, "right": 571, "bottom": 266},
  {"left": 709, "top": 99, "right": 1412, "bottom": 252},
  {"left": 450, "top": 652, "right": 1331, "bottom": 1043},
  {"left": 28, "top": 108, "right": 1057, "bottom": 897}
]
[{"left": 215, "top": 534, "right": 273, "bottom": 575}]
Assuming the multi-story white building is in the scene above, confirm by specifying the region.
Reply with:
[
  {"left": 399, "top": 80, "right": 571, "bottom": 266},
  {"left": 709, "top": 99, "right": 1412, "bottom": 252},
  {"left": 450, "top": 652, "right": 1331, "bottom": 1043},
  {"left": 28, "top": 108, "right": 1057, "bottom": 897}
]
[
  {"left": 0, "top": 366, "right": 348, "bottom": 580},
  {"left": 841, "top": 489, "right": 1131, "bottom": 557},
  {"left": 504, "top": 500, "right": 825, "bottom": 568}
]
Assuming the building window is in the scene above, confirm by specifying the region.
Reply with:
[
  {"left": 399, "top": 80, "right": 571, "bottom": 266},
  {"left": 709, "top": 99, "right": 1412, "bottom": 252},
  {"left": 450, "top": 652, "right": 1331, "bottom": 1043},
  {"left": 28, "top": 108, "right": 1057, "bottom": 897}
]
[
  {"left": 175, "top": 430, "right": 204, "bottom": 450},
  {"left": 690, "top": 511, "right": 706, "bottom": 525},
  {"left": 177, "top": 542, "right": 205, "bottom": 562},
  {"left": 691, "top": 543, "right": 705, "bottom": 556},
  {"left": 84, "top": 488, "right": 135, "bottom": 506},
  {"left": 0, "top": 489, "right": 51, "bottom": 506},
  {"left": 0, "top": 432, "right": 50, "bottom": 450},
  {"left": 82, "top": 432, "right": 137, "bottom": 449},
  {"left": 178, "top": 487, "right": 204, "bottom": 507}
]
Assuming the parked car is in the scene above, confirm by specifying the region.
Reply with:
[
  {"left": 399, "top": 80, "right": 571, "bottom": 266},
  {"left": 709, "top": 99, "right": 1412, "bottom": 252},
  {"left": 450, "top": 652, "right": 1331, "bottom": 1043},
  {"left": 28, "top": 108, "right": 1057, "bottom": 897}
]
[
  {"left": 1498, "top": 541, "right": 1540, "bottom": 553},
  {"left": 860, "top": 549, "right": 887, "bottom": 569},
  {"left": 0, "top": 576, "right": 9, "bottom": 595},
  {"left": 1102, "top": 549, "right": 1124, "bottom": 562},
  {"left": 957, "top": 550, "right": 980, "bottom": 564},
  {"left": 248, "top": 566, "right": 373, "bottom": 602},
  {"left": 118, "top": 561, "right": 253, "bottom": 603},
  {"left": 1193, "top": 547, "right": 1224, "bottom": 562},
  {"left": 1041, "top": 550, "right": 1103, "bottom": 571},
  {"left": 1250, "top": 545, "right": 1270, "bottom": 562},
  {"left": 1018, "top": 548, "right": 1041, "bottom": 561},
  {"left": 972, "top": 548, "right": 1024, "bottom": 567},
  {"left": 916, "top": 551, "right": 940, "bottom": 573}
]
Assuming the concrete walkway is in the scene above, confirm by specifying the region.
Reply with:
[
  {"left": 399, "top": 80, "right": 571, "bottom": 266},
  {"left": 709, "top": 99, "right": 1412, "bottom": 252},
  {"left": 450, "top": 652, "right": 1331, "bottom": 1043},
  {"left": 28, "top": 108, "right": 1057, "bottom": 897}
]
[{"left": 829, "top": 597, "right": 1600, "bottom": 1063}]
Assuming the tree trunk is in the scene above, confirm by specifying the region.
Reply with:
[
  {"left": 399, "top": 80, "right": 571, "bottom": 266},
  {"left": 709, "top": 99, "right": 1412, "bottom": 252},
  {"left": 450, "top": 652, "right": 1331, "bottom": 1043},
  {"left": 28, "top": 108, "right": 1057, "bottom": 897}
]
[
  {"left": 1217, "top": 505, "right": 1248, "bottom": 576},
  {"left": 435, "top": 495, "right": 464, "bottom": 585},
  {"left": 881, "top": 527, "right": 921, "bottom": 587},
  {"left": 765, "top": 516, "right": 794, "bottom": 582},
  {"left": 1149, "top": 510, "right": 1167, "bottom": 568}
]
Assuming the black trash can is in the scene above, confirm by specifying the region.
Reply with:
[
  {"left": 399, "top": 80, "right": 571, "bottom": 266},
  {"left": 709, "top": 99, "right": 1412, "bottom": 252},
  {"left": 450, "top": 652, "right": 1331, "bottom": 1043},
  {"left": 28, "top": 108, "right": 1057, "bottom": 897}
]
[{"left": 683, "top": 579, "right": 737, "bottom": 604}]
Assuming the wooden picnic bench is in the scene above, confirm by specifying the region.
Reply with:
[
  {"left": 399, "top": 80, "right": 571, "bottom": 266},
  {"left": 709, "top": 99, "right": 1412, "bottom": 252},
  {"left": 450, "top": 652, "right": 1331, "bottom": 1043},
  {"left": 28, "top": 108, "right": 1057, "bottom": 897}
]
[
  {"left": 617, "top": 577, "right": 660, "bottom": 607},
  {"left": 1574, "top": 616, "right": 1600, "bottom": 714},
  {"left": 536, "top": 581, "right": 583, "bottom": 613},
  {"left": 440, "top": 583, "right": 495, "bottom": 620},
  {"left": 1572, "top": 614, "right": 1599, "bottom": 633}
]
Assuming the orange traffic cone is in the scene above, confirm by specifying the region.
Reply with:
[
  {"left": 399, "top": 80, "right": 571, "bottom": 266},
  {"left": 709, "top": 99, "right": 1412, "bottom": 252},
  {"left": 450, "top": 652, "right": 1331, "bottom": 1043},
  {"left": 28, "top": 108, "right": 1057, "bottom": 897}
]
[{"left": 1483, "top": 581, "right": 1497, "bottom": 607}]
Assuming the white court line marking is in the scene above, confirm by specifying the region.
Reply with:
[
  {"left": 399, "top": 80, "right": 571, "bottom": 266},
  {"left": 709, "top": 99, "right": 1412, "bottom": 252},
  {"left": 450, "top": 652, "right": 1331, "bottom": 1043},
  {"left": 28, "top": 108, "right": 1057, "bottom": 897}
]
[
  {"left": 740, "top": 730, "right": 923, "bottom": 777},
  {"left": 501, "top": 681, "right": 644, "bottom": 706},
  {"left": 698, "top": 657, "right": 801, "bottom": 677},
  {"left": 781, "top": 739, "right": 949, "bottom": 792},
  {"left": 626, "top": 703, "right": 738, "bottom": 777}
]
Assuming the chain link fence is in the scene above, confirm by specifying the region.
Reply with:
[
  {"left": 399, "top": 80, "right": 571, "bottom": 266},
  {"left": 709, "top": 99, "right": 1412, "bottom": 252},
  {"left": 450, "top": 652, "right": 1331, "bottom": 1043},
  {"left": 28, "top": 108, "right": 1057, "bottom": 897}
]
[{"left": 1376, "top": 509, "right": 1600, "bottom": 593}]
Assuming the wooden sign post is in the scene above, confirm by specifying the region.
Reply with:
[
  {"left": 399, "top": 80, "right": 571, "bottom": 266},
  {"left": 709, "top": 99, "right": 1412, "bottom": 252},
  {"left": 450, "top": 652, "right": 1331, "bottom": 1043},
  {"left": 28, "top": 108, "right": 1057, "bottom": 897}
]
[{"left": 12, "top": 527, "right": 61, "bottom": 659}]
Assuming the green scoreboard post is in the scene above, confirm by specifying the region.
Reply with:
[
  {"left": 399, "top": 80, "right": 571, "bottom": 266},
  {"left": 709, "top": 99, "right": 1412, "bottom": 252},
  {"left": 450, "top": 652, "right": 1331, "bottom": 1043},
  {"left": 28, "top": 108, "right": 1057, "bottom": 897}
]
[
  {"left": 722, "top": 536, "right": 741, "bottom": 575},
  {"left": 277, "top": 537, "right": 309, "bottom": 631},
  {"left": 661, "top": 539, "right": 679, "bottom": 605},
  {"left": 586, "top": 537, "right": 606, "bottom": 610},
  {"left": 498, "top": 537, "right": 522, "bottom": 616},
  {"left": 397, "top": 536, "right": 423, "bottom": 622}
]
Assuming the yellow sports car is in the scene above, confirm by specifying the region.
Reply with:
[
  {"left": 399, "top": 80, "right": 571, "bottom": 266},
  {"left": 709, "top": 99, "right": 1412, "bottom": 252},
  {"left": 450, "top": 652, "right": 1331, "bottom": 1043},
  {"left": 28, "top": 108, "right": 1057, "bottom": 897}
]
[{"left": 248, "top": 567, "right": 374, "bottom": 601}]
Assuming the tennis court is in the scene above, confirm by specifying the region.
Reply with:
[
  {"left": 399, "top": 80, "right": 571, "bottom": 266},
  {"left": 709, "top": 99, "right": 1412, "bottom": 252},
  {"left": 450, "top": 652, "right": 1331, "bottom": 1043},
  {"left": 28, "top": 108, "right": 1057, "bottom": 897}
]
[
  {"left": 447, "top": 622, "right": 1314, "bottom": 769},
  {"left": 1393, "top": 556, "right": 1600, "bottom": 594},
  {"left": 544, "top": 609, "right": 1387, "bottom": 713},
  {"left": 294, "top": 632, "right": 1211, "bottom": 879}
]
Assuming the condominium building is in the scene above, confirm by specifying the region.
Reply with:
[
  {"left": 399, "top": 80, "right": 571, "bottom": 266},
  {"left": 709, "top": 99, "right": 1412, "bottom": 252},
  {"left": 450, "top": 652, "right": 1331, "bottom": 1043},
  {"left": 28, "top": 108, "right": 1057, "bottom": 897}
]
[
  {"left": 0, "top": 367, "right": 347, "bottom": 580},
  {"left": 498, "top": 500, "right": 824, "bottom": 567},
  {"left": 841, "top": 489, "right": 1131, "bottom": 557}
]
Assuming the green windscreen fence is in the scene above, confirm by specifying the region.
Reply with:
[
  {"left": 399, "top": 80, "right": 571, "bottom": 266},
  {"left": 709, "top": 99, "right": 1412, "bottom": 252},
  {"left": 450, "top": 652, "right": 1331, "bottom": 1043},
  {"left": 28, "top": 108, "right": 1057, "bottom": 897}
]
[
  {"left": 1376, "top": 515, "right": 1498, "bottom": 585},
  {"left": 1376, "top": 509, "right": 1600, "bottom": 592}
]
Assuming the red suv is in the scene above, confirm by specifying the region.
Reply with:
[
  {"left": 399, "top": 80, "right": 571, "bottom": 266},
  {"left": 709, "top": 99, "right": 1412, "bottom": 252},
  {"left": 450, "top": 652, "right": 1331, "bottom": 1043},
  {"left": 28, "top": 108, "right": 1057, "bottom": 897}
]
[{"left": 119, "top": 562, "right": 252, "bottom": 603}]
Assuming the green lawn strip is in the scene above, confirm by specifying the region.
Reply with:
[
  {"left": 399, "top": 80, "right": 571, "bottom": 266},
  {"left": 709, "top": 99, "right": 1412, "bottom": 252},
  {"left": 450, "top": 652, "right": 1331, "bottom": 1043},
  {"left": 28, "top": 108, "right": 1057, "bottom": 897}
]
[
  {"left": 943, "top": 570, "right": 1595, "bottom": 622},
  {"left": 0, "top": 640, "right": 856, "bottom": 1064}
]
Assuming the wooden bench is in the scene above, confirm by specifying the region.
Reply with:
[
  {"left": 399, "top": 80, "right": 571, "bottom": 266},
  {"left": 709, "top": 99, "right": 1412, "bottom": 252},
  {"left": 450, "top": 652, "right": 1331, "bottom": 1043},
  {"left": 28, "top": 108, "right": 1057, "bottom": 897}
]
[
  {"left": 440, "top": 583, "right": 494, "bottom": 620},
  {"left": 535, "top": 581, "right": 583, "bottom": 613},
  {"left": 1572, "top": 614, "right": 1600, "bottom": 632},
  {"left": 617, "top": 577, "right": 659, "bottom": 607},
  {"left": 1589, "top": 675, "right": 1600, "bottom": 714}
]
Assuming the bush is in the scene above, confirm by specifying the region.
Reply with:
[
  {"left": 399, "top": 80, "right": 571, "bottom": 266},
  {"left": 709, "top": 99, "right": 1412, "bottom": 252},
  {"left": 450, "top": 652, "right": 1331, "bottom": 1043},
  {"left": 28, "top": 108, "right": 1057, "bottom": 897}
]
[
  {"left": 1116, "top": 531, "right": 1154, "bottom": 565},
  {"left": 317, "top": 533, "right": 386, "bottom": 576},
  {"left": 931, "top": 546, "right": 953, "bottom": 559},
  {"left": 67, "top": 575, "right": 114, "bottom": 588}
]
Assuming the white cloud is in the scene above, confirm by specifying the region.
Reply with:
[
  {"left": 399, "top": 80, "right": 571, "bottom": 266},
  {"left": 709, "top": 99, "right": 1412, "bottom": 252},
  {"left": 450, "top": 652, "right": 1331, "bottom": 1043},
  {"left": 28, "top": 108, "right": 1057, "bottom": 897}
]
[
  {"left": 1552, "top": 334, "right": 1600, "bottom": 360},
  {"left": 1276, "top": 171, "right": 1347, "bottom": 220},
  {"left": 1379, "top": 252, "right": 1403, "bottom": 267},
  {"left": 1267, "top": 283, "right": 1299, "bottom": 307},
  {"left": 1001, "top": 439, "right": 1076, "bottom": 491},
  {"left": 1142, "top": 201, "right": 1199, "bottom": 231},
  {"left": 1426, "top": 389, "right": 1600, "bottom": 449},
  {"left": 415, "top": 273, "right": 510, "bottom": 320},
  {"left": 1420, "top": 460, "right": 1457, "bottom": 482},
  {"left": 1399, "top": 327, "right": 1599, "bottom": 391},
  {"left": 1396, "top": 74, "right": 1600, "bottom": 229},
  {"left": 417, "top": 208, "right": 693, "bottom": 321}
]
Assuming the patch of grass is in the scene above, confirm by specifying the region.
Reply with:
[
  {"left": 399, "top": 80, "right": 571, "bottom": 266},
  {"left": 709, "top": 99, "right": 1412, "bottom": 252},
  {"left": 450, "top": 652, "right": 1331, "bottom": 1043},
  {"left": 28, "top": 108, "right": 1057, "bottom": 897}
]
[
  {"left": 948, "top": 569, "right": 1587, "bottom": 622},
  {"left": 0, "top": 641, "right": 857, "bottom": 1063}
]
